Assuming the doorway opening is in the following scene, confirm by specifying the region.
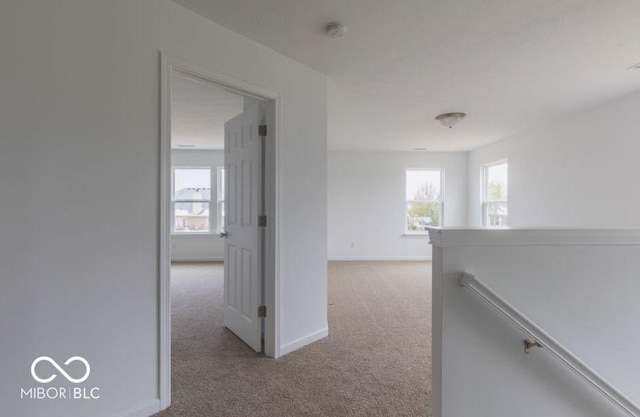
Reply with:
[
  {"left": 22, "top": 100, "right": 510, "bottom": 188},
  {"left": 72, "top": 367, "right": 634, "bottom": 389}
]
[{"left": 159, "top": 56, "right": 278, "bottom": 409}]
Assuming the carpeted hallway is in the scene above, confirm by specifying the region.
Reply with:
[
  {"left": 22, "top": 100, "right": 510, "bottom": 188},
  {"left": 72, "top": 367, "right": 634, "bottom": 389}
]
[{"left": 154, "top": 261, "right": 431, "bottom": 417}]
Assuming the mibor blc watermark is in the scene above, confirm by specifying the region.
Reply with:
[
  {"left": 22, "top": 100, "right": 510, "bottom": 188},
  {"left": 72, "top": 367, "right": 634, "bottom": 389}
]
[{"left": 21, "top": 356, "right": 100, "bottom": 400}]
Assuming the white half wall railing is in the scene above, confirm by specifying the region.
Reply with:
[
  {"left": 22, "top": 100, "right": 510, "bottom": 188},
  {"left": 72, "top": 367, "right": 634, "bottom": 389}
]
[{"left": 459, "top": 272, "right": 640, "bottom": 417}]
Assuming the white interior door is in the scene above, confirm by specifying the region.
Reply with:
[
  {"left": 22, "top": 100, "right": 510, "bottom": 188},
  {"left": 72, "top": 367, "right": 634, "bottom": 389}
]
[{"left": 222, "top": 103, "right": 264, "bottom": 352}]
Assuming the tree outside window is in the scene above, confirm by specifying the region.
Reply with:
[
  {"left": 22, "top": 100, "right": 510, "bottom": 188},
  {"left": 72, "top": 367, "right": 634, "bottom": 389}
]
[
  {"left": 483, "top": 161, "right": 508, "bottom": 227},
  {"left": 406, "top": 169, "right": 443, "bottom": 233}
]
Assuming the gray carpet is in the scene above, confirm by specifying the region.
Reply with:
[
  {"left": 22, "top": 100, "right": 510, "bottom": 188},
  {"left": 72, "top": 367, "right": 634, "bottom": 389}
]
[{"left": 154, "top": 261, "right": 431, "bottom": 417}]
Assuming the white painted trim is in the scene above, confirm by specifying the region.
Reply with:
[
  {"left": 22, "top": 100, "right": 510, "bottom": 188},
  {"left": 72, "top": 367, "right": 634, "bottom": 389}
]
[
  {"left": 171, "top": 257, "right": 224, "bottom": 262},
  {"left": 279, "top": 327, "right": 329, "bottom": 357},
  {"left": 401, "top": 233, "right": 430, "bottom": 238},
  {"left": 328, "top": 256, "right": 432, "bottom": 261},
  {"left": 116, "top": 399, "right": 160, "bottom": 417},
  {"left": 171, "top": 233, "right": 220, "bottom": 237},
  {"left": 265, "top": 96, "right": 281, "bottom": 358},
  {"left": 481, "top": 158, "right": 508, "bottom": 168},
  {"left": 159, "top": 53, "right": 281, "bottom": 409},
  {"left": 159, "top": 53, "right": 172, "bottom": 410},
  {"left": 428, "top": 227, "right": 640, "bottom": 248},
  {"left": 166, "top": 58, "right": 278, "bottom": 103}
]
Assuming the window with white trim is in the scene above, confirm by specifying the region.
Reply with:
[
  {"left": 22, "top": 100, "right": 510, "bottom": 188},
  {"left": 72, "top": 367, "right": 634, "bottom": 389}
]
[
  {"left": 406, "top": 169, "right": 443, "bottom": 233},
  {"left": 482, "top": 161, "right": 508, "bottom": 227},
  {"left": 172, "top": 168, "right": 211, "bottom": 233},
  {"left": 217, "top": 166, "right": 225, "bottom": 234}
]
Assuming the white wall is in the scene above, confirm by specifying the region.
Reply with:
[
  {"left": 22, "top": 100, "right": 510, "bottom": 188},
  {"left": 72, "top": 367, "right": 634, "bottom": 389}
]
[
  {"left": 328, "top": 151, "right": 467, "bottom": 260},
  {"left": 0, "top": 1, "right": 327, "bottom": 416},
  {"left": 445, "top": 95, "right": 640, "bottom": 416},
  {"left": 430, "top": 228, "right": 640, "bottom": 417},
  {"left": 468, "top": 89, "right": 640, "bottom": 228},
  {"left": 243, "top": 96, "right": 262, "bottom": 111},
  {"left": 171, "top": 150, "right": 224, "bottom": 261}
]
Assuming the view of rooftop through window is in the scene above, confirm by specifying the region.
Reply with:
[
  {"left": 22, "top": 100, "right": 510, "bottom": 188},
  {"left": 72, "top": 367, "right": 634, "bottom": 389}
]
[{"left": 173, "top": 168, "right": 211, "bottom": 233}]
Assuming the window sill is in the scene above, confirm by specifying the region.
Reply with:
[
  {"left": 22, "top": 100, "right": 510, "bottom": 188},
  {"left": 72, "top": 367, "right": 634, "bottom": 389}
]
[
  {"left": 402, "top": 232, "right": 430, "bottom": 238},
  {"left": 171, "top": 232, "right": 219, "bottom": 237}
]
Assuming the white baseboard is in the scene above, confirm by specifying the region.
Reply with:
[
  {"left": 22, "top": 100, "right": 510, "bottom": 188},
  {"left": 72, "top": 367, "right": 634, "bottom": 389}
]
[
  {"left": 116, "top": 399, "right": 161, "bottom": 417},
  {"left": 279, "top": 327, "right": 328, "bottom": 357},
  {"left": 328, "top": 256, "right": 431, "bottom": 261},
  {"left": 171, "top": 257, "right": 223, "bottom": 262}
]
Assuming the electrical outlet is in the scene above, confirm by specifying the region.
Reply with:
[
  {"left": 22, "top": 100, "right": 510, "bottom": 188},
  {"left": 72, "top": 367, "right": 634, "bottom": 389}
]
[{"left": 350, "top": 242, "right": 355, "bottom": 249}]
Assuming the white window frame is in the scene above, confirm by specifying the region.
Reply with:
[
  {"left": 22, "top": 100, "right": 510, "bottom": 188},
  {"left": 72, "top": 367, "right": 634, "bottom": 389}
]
[
  {"left": 171, "top": 166, "right": 213, "bottom": 235},
  {"left": 216, "top": 166, "right": 225, "bottom": 234},
  {"left": 405, "top": 168, "right": 445, "bottom": 235},
  {"left": 482, "top": 159, "right": 508, "bottom": 228}
]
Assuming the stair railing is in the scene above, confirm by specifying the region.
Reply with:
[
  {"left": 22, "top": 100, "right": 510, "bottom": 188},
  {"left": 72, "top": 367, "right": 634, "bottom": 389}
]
[{"left": 460, "top": 272, "right": 640, "bottom": 417}]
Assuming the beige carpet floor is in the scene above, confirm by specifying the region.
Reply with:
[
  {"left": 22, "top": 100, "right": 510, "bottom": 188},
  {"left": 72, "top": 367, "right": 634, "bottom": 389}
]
[{"left": 154, "top": 261, "right": 432, "bottom": 417}]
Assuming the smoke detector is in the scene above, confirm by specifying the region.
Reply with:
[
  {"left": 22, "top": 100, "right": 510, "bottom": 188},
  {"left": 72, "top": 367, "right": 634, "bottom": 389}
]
[{"left": 326, "top": 23, "right": 347, "bottom": 39}]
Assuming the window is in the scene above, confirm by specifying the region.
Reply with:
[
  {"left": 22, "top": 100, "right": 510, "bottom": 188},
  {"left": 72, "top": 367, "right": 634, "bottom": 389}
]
[
  {"left": 406, "top": 169, "right": 443, "bottom": 233},
  {"left": 217, "top": 166, "right": 225, "bottom": 233},
  {"left": 172, "top": 168, "right": 211, "bottom": 233},
  {"left": 482, "top": 161, "right": 508, "bottom": 227}
]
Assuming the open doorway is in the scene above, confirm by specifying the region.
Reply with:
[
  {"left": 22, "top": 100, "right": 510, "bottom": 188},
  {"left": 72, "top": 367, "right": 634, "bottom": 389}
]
[{"left": 159, "top": 57, "right": 278, "bottom": 409}]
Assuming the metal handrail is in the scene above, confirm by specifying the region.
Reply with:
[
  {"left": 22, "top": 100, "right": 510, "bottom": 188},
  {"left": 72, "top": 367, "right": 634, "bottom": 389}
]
[{"left": 459, "top": 272, "right": 640, "bottom": 417}]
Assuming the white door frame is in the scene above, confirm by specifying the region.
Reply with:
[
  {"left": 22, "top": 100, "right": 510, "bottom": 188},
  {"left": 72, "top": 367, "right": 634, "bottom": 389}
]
[{"left": 159, "top": 53, "right": 281, "bottom": 409}]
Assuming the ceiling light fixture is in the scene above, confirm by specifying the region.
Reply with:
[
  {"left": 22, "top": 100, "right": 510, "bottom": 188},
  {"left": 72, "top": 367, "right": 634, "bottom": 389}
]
[
  {"left": 627, "top": 62, "right": 640, "bottom": 70},
  {"left": 326, "top": 22, "right": 347, "bottom": 39},
  {"left": 435, "top": 112, "right": 467, "bottom": 129}
]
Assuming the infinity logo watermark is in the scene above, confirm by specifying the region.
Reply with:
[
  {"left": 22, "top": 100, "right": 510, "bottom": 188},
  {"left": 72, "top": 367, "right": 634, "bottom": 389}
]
[
  {"left": 21, "top": 356, "right": 100, "bottom": 400},
  {"left": 30, "top": 356, "right": 90, "bottom": 384}
]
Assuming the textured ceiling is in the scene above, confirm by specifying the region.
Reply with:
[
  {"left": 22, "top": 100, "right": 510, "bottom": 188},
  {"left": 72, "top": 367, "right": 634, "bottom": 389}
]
[
  {"left": 173, "top": 0, "right": 640, "bottom": 151},
  {"left": 171, "top": 72, "right": 244, "bottom": 149}
]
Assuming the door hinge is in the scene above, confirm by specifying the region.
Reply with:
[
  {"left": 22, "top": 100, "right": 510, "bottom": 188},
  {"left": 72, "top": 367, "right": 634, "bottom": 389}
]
[
  {"left": 258, "top": 215, "right": 267, "bottom": 227},
  {"left": 258, "top": 305, "right": 267, "bottom": 318},
  {"left": 258, "top": 124, "right": 267, "bottom": 137}
]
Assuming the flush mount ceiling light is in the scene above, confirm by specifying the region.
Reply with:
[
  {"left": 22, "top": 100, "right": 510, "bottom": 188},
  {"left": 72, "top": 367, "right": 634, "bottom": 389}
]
[
  {"left": 435, "top": 112, "right": 467, "bottom": 129},
  {"left": 627, "top": 62, "right": 640, "bottom": 70},
  {"left": 326, "top": 22, "right": 347, "bottom": 39}
]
